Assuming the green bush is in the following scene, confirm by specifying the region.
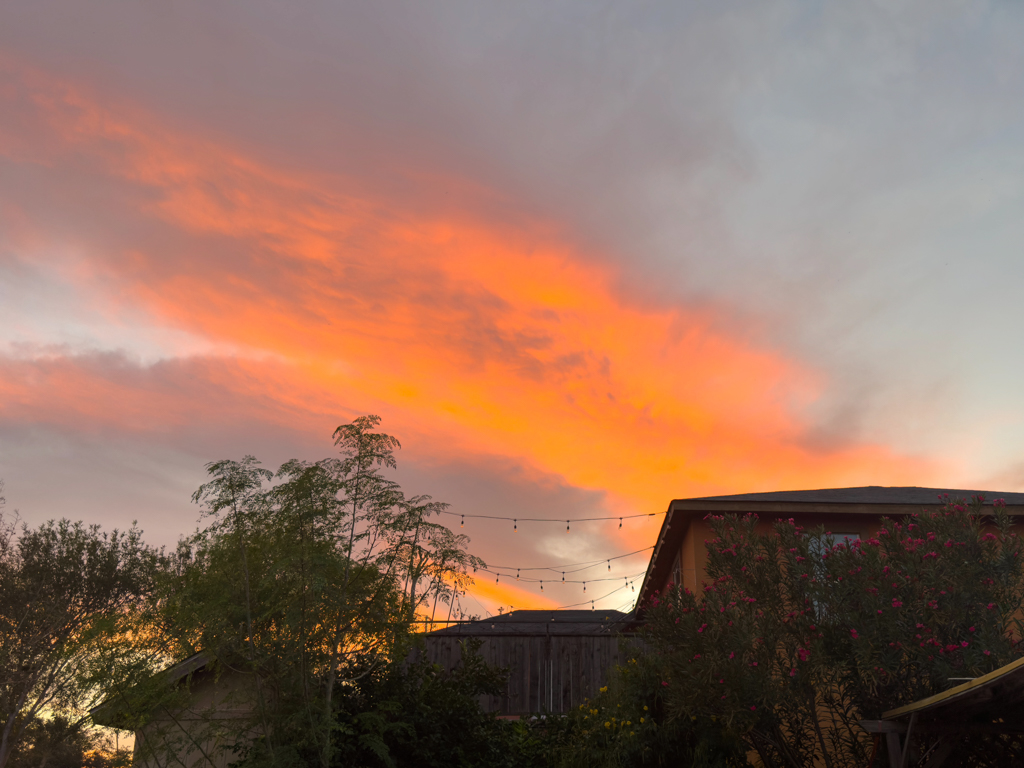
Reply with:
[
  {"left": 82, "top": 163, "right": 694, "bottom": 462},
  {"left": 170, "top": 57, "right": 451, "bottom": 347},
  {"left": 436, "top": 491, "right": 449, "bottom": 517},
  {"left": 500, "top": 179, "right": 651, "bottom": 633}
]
[
  {"left": 542, "top": 642, "right": 748, "bottom": 768},
  {"left": 331, "top": 639, "right": 548, "bottom": 768}
]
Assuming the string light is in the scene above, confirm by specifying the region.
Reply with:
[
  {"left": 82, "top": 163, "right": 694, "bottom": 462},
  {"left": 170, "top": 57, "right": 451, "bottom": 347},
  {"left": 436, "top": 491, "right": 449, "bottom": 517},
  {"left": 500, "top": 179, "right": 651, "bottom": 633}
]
[
  {"left": 513, "top": 519, "right": 517, "bottom": 533},
  {"left": 619, "top": 518, "right": 623, "bottom": 529},
  {"left": 460, "top": 515, "right": 464, "bottom": 528},
  {"left": 607, "top": 560, "right": 611, "bottom": 571},
  {"left": 566, "top": 520, "right": 570, "bottom": 532},
  {"left": 540, "top": 581, "right": 544, "bottom": 591},
  {"left": 583, "top": 582, "right": 587, "bottom": 592},
  {"left": 487, "top": 546, "right": 654, "bottom": 574},
  {"left": 552, "top": 581, "right": 635, "bottom": 610},
  {"left": 477, "top": 567, "right": 646, "bottom": 586},
  {"left": 443, "top": 510, "right": 662, "bottom": 525}
]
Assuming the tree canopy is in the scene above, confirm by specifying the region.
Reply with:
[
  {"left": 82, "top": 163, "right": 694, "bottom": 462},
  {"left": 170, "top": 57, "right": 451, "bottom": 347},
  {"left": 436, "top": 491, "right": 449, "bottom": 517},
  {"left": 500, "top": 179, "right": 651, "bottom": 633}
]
[
  {"left": 126, "top": 415, "right": 484, "bottom": 768},
  {"left": 0, "top": 486, "right": 163, "bottom": 768}
]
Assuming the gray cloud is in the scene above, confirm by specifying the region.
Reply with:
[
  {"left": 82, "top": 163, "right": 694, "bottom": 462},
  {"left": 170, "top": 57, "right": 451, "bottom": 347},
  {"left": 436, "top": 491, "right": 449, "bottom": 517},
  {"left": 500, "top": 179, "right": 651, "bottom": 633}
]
[{"left": 4, "top": 0, "right": 1024, "bottom": 495}]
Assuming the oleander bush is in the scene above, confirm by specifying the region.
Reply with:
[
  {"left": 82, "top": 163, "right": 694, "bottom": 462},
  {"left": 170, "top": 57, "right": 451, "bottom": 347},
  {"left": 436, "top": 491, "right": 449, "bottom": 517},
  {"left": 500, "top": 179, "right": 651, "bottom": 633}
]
[{"left": 639, "top": 495, "right": 1024, "bottom": 767}]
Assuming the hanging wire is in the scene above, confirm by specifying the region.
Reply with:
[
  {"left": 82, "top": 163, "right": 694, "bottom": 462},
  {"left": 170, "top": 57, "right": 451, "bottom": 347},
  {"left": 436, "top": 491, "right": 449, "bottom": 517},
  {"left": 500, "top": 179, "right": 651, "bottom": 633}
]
[
  {"left": 487, "top": 546, "right": 653, "bottom": 574},
  {"left": 553, "top": 581, "right": 633, "bottom": 610},
  {"left": 479, "top": 567, "right": 647, "bottom": 585}
]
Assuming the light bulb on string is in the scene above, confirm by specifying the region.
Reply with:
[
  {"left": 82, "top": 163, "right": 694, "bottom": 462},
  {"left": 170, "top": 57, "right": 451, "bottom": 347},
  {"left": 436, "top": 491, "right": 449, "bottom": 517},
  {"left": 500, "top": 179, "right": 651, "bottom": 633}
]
[
  {"left": 540, "top": 581, "right": 544, "bottom": 591},
  {"left": 460, "top": 515, "right": 464, "bottom": 528},
  {"left": 562, "top": 572, "right": 565, "bottom": 582},
  {"left": 607, "top": 560, "right": 611, "bottom": 571},
  {"left": 566, "top": 520, "right": 570, "bottom": 532},
  {"left": 513, "top": 519, "right": 517, "bottom": 533},
  {"left": 496, "top": 574, "right": 499, "bottom": 584},
  {"left": 591, "top": 600, "right": 595, "bottom": 611},
  {"left": 631, "top": 582, "right": 635, "bottom": 592},
  {"left": 619, "top": 518, "right": 622, "bottom": 529},
  {"left": 516, "top": 569, "right": 520, "bottom": 581},
  {"left": 583, "top": 582, "right": 587, "bottom": 592}
]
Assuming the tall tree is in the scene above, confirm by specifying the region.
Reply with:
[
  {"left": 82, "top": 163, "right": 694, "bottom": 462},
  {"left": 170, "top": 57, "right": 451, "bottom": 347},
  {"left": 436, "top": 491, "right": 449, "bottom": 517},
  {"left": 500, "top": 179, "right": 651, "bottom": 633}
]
[
  {"left": 143, "top": 416, "right": 484, "bottom": 768},
  {"left": 0, "top": 495, "right": 163, "bottom": 768}
]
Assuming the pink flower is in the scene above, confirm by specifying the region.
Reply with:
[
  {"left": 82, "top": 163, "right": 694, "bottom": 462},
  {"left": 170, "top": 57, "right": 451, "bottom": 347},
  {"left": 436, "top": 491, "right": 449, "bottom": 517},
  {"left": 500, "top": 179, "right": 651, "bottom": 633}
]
[
  {"left": 962, "top": 641, "right": 969, "bottom": 648},
  {"left": 988, "top": 603, "right": 996, "bottom": 610},
  {"left": 790, "top": 668, "right": 797, "bottom": 676},
  {"left": 892, "top": 599, "right": 903, "bottom": 608},
  {"left": 969, "top": 626, "right": 975, "bottom": 633},
  {"left": 662, "top": 681, "right": 668, "bottom": 687},
  {"left": 729, "top": 651, "right": 735, "bottom": 659},
  {"left": 750, "top": 705, "right": 757, "bottom": 711},
  {"left": 984, "top": 650, "right": 992, "bottom": 656},
  {"left": 850, "top": 629, "right": 860, "bottom": 639}
]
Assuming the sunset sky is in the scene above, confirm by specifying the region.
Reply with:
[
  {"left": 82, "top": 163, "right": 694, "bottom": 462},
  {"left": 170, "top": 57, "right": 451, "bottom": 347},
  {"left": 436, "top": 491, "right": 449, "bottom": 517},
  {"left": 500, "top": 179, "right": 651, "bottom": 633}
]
[{"left": 3, "top": 1, "right": 1024, "bottom": 615}]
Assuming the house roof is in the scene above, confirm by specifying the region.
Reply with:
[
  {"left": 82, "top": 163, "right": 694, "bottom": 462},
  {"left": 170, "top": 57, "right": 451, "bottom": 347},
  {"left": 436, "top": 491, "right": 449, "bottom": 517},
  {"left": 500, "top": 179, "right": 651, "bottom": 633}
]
[
  {"left": 690, "top": 486, "right": 1024, "bottom": 505},
  {"left": 636, "top": 486, "right": 1024, "bottom": 613},
  {"left": 424, "top": 609, "right": 632, "bottom": 637}
]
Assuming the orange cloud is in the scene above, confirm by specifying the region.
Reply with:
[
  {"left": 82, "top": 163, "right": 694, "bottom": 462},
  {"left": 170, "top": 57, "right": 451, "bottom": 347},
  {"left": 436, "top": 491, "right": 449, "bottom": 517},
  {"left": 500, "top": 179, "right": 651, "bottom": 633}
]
[{"left": 0, "top": 59, "right": 940, "bottom": 607}]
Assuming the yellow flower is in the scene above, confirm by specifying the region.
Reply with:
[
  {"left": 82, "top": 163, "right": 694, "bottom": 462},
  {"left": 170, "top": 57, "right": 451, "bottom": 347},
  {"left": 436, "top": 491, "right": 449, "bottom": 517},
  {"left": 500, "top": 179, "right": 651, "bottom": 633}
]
[
  {"left": 599, "top": 686, "right": 608, "bottom": 693},
  {"left": 626, "top": 721, "right": 632, "bottom": 726},
  {"left": 643, "top": 705, "right": 649, "bottom": 711},
  {"left": 640, "top": 718, "right": 645, "bottom": 724},
  {"left": 605, "top": 722, "right": 611, "bottom": 728}
]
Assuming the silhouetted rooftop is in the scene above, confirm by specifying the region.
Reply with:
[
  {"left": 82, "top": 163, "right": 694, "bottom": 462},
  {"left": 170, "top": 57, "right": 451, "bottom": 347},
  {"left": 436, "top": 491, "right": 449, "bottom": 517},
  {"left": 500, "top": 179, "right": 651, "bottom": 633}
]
[{"left": 425, "top": 609, "right": 632, "bottom": 636}]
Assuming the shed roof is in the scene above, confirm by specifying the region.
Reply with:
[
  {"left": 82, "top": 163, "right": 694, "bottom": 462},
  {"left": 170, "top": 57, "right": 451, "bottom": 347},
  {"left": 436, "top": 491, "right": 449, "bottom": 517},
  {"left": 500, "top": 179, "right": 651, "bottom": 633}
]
[
  {"left": 883, "top": 655, "right": 1024, "bottom": 723},
  {"left": 424, "top": 609, "right": 632, "bottom": 637}
]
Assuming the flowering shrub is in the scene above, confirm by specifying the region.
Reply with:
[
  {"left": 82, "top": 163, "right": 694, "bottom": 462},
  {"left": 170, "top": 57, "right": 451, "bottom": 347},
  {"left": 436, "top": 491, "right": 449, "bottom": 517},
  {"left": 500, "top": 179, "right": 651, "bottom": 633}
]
[{"left": 643, "top": 496, "right": 1024, "bottom": 767}]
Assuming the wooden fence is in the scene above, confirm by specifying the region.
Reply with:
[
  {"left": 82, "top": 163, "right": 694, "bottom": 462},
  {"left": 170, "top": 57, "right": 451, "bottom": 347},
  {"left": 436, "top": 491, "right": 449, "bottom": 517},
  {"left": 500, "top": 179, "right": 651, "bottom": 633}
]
[{"left": 415, "top": 630, "right": 638, "bottom": 715}]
